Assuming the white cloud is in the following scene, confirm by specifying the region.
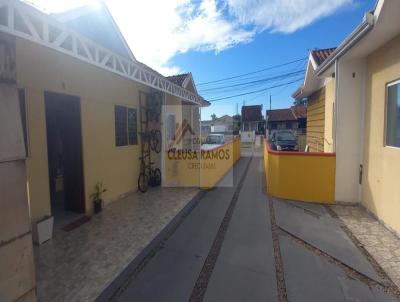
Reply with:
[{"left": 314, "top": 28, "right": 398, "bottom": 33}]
[
  {"left": 225, "top": 0, "right": 354, "bottom": 33},
  {"left": 105, "top": 0, "right": 254, "bottom": 75},
  {"left": 28, "top": 0, "right": 353, "bottom": 75}
]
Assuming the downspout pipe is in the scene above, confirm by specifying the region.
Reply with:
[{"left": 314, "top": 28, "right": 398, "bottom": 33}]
[
  {"left": 316, "top": 12, "right": 375, "bottom": 77},
  {"left": 333, "top": 59, "right": 339, "bottom": 153}
]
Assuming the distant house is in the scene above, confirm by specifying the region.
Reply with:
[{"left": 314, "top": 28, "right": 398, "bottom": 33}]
[
  {"left": 241, "top": 105, "right": 265, "bottom": 134},
  {"left": 200, "top": 114, "right": 238, "bottom": 134},
  {"left": 266, "top": 106, "right": 307, "bottom": 135},
  {"left": 165, "top": 73, "right": 209, "bottom": 149}
]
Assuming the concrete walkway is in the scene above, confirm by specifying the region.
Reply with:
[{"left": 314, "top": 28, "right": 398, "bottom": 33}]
[
  {"left": 102, "top": 153, "right": 400, "bottom": 302},
  {"left": 34, "top": 187, "right": 199, "bottom": 302}
]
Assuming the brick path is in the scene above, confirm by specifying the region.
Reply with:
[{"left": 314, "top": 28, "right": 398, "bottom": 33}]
[{"left": 332, "top": 205, "right": 400, "bottom": 288}]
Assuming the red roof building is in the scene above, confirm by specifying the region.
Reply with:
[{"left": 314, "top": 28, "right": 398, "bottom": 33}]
[
  {"left": 241, "top": 105, "right": 265, "bottom": 134},
  {"left": 266, "top": 106, "right": 307, "bottom": 135}
]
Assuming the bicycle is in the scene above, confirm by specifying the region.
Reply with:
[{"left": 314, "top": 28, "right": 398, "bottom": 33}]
[
  {"left": 138, "top": 156, "right": 161, "bottom": 193},
  {"left": 140, "top": 129, "right": 162, "bottom": 153}
]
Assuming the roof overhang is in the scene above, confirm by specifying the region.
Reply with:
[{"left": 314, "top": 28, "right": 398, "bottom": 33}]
[
  {"left": 4, "top": 0, "right": 203, "bottom": 105},
  {"left": 292, "top": 55, "right": 323, "bottom": 100},
  {"left": 316, "top": 0, "right": 400, "bottom": 77}
]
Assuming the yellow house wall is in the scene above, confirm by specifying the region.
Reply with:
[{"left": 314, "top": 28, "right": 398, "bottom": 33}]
[
  {"left": 24, "top": 89, "right": 51, "bottom": 222},
  {"left": 362, "top": 34, "right": 400, "bottom": 234},
  {"left": 164, "top": 138, "right": 241, "bottom": 188},
  {"left": 165, "top": 95, "right": 183, "bottom": 148},
  {"left": 16, "top": 38, "right": 150, "bottom": 220},
  {"left": 306, "top": 87, "right": 325, "bottom": 152},
  {"left": 324, "top": 79, "right": 335, "bottom": 153}
]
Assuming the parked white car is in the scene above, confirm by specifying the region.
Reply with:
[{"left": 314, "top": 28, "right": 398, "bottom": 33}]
[{"left": 201, "top": 134, "right": 225, "bottom": 150}]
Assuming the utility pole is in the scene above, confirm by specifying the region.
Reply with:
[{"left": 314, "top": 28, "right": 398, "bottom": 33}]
[{"left": 269, "top": 94, "right": 272, "bottom": 111}]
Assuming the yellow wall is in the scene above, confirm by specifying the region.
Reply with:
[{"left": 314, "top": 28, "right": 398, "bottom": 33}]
[
  {"left": 24, "top": 89, "right": 51, "bottom": 222},
  {"left": 324, "top": 79, "right": 335, "bottom": 153},
  {"left": 164, "top": 138, "right": 241, "bottom": 188},
  {"left": 264, "top": 139, "right": 336, "bottom": 204},
  {"left": 201, "top": 138, "right": 241, "bottom": 188},
  {"left": 165, "top": 95, "right": 183, "bottom": 149},
  {"left": 17, "top": 38, "right": 151, "bottom": 220},
  {"left": 362, "top": 34, "right": 400, "bottom": 234},
  {"left": 306, "top": 87, "right": 325, "bottom": 152}
]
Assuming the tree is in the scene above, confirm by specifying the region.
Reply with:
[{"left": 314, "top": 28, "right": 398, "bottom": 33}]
[
  {"left": 211, "top": 113, "right": 217, "bottom": 121},
  {"left": 233, "top": 114, "right": 241, "bottom": 132}
]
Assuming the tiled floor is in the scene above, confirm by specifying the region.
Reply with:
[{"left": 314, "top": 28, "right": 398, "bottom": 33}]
[
  {"left": 34, "top": 187, "right": 199, "bottom": 302},
  {"left": 332, "top": 205, "right": 400, "bottom": 288}
]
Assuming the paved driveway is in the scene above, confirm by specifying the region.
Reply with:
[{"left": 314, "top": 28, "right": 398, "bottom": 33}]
[{"left": 100, "top": 153, "right": 400, "bottom": 302}]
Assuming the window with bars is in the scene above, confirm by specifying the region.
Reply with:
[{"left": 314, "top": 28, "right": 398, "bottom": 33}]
[{"left": 115, "top": 105, "right": 137, "bottom": 147}]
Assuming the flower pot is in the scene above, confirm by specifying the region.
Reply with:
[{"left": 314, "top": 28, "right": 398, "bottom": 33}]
[
  {"left": 32, "top": 216, "right": 54, "bottom": 245},
  {"left": 94, "top": 198, "right": 103, "bottom": 213}
]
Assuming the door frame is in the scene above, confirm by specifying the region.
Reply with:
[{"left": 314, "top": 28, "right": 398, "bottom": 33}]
[{"left": 44, "top": 90, "right": 86, "bottom": 214}]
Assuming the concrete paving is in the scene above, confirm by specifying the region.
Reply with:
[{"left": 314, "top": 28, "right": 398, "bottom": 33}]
[
  {"left": 203, "top": 157, "right": 277, "bottom": 302},
  {"left": 274, "top": 199, "right": 382, "bottom": 282},
  {"left": 115, "top": 158, "right": 251, "bottom": 302},
  {"left": 280, "top": 236, "right": 399, "bottom": 302},
  {"left": 109, "top": 150, "right": 399, "bottom": 302}
]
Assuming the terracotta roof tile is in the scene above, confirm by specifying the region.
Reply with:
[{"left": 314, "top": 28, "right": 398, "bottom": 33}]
[
  {"left": 242, "top": 105, "right": 263, "bottom": 122},
  {"left": 266, "top": 108, "right": 296, "bottom": 122},
  {"left": 266, "top": 106, "right": 307, "bottom": 122},
  {"left": 291, "top": 105, "right": 307, "bottom": 119},
  {"left": 311, "top": 48, "right": 336, "bottom": 66},
  {"left": 166, "top": 73, "right": 190, "bottom": 87}
]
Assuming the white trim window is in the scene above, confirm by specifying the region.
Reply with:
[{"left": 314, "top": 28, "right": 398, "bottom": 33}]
[
  {"left": 386, "top": 80, "right": 400, "bottom": 148},
  {"left": 114, "top": 105, "right": 137, "bottom": 147}
]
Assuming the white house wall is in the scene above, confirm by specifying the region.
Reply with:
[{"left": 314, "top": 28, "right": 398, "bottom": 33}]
[{"left": 335, "top": 58, "right": 366, "bottom": 203}]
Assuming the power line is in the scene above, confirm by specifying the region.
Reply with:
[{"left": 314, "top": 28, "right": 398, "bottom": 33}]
[
  {"left": 197, "top": 57, "right": 307, "bottom": 86},
  {"left": 200, "top": 72, "right": 304, "bottom": 99},
  {"left": 208, "top": 78, "right": 303, "bottom": 102},
  {"left": 198, "top": 70, "right": 305, "bottom": 93}
]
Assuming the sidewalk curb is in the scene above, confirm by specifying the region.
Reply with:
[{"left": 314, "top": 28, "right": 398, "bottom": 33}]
[{"left": 96, "top": 189, "right": 206, "bottom": 302}]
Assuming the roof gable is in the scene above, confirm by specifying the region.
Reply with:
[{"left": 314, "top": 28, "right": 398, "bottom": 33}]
[
  {"left": 266, "top": 108, "right": 296, "bottom": 122},
  {"left": 167, "top": 73, "right": 199, "bottom": 94},
  {"left": 167, "top": 73, "right": 189, "bottom": 87},
  {"left": 266, "top": 106, "right": 307, "bottom": 122},
  {"left": 292, "top": 48, "right": 336, "bottom": 100},
  {"left": 311, "top": 48, "right": 336, "bottom": 66},
  {"left": 291, "top": 105, "right": 307, "bottom": 119},
  {"left": 166, "top": 72, "right": 210, "bottom": 107},
  {"left": 53, "top": 3, "right": 135, "bottom": 61},
  {"left": 242, "top": 105, "right": 263, "bottom": 122}
]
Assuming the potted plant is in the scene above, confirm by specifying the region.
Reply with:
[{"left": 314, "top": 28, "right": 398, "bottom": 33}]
[{"left": 90, "top": 182, "right": 107, "bottom": 214}]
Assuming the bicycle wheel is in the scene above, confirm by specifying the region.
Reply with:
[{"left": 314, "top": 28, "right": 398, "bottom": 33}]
[
  {"left": 152, "top": 168, "right": 161, "bottom": 186},
  {"left": 138, "top": 161, "right": 149, "bottom": 193},
  {"left": 150, "top": 129, "right": 162, "bottom": 153},
  {"left": 138, "top": 172, "right": 149, "bottom": 193}
]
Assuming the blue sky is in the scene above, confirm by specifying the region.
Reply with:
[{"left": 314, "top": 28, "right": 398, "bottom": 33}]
[
  {"left": 172, "top": 0, "right": 376, "bottom": 120},
  {"left": 31, "top": 0, "right": 376, "bottom": 120}
]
